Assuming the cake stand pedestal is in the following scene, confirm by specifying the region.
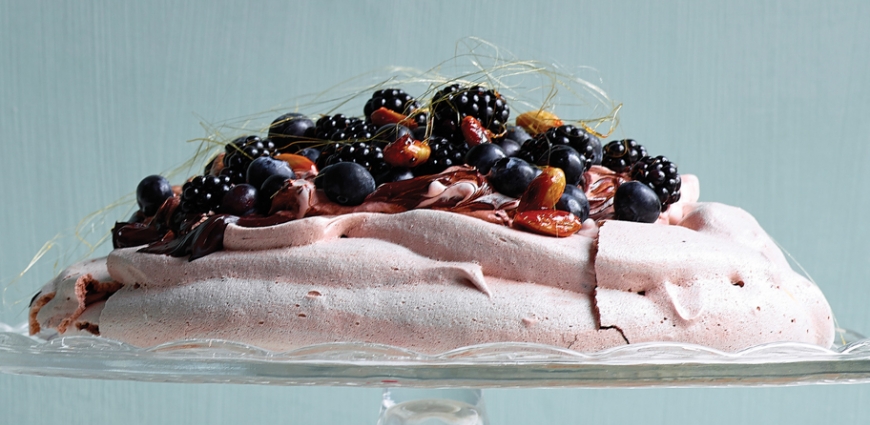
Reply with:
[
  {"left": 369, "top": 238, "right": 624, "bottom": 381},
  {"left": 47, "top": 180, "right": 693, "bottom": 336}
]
[{"left": 378, "top": 388, "right": 487, "bottom": 425}]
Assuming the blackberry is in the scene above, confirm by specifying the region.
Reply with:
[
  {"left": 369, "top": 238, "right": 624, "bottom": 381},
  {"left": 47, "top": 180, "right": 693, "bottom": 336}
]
[
  {"left": 629, "top": 155, "right": 681, "bottom": 209},
  {"left": 316, "top": 142, "right": 343, "bottom": 170},
  {"left": 323, "top": 140, "right": 390, "bottom": 178},
  {"left": 602, "top": 139, "right": 648, "bottom": 173},
  {"left": 431, "top": 84, "right": 510, "bottom": 141},
  {"left": 518, "top": 125, "right": 601, "bottom": 168},
  {"left": 315, "top": 114, "right": 353, "bottom": 139},
  {"left": 413, "top": 136, "right": 468, "bottom": 176},
  {"left": 221, "top": 135, "right": 277, "bottom": 184},
  {"left": 364, "top": 88, "right": 427, "bottom": 127},
  {"left": 180, "top": 175, "right": 233, "bottom": 215},
  {"left": 315, "top": 114, "right": 377, "bottom": 141},
  {"left": 341, "top": 120, "right": 378, "bottom": 141}
]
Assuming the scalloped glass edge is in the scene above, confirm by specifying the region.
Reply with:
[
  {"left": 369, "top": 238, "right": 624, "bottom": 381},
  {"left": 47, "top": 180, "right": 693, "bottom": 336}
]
[{"left": 3, "top": 321, "right": 870, "bottom": 388}]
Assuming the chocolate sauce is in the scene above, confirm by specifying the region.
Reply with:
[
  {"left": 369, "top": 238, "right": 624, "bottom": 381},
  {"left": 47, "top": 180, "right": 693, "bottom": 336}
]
[
  {"left": 112, "top": 222, "right": 166, "bottom": 248},
  {"left": 236, "top": 210, "right": 296, "bottom": 227},
  {"left": 189, "top": 215, "right": 239, "bottom": 261}
]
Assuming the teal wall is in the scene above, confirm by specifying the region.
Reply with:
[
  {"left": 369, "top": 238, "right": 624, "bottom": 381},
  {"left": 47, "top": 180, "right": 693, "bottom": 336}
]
[{"left": 2, "top": 1, "right": 869, "bottom": 423}]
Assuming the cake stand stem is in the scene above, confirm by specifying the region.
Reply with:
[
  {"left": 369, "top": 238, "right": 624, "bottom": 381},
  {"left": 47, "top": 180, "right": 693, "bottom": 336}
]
[{"left": 377, "top": 388, "right": 489, "bottom": 425}]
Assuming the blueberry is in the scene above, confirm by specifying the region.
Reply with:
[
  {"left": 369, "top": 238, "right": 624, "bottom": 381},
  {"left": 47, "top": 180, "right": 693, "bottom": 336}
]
[
  {"left": 315, "top": 162, "right": 376, "bottom": 206},
  {"left": 487, "top": 157, "right": 542, "bottom": 198},
  {"left": 536, "top": 145, "right": 587, "bottom": 186},
  {"left": 497, "top": 138, "right": 523, "bottom": 157},
  {"left": 246, "top": 156, "right": 296, "bottom": 191},
  {"left": 136, "top": 175, "right": 174, "bottom": 216},
  {"left": 465, "top": 143, "right": 506, "bottom": 174},
  {"left": 556, "top": 185, "right": 590, "bottom": 222},
  {"left": 613, "top": 181, "right": 661, "bottom": 223},
  {"left": 220, "top": 184, "right": 258, "bottom": 216},
  {"left": 269, "top": 113, "right": 315, "bottom": 152},
  {"left": 504, "top": 125, "right": 532, "bottom": 144},
  {"left": 375, "top": 167, "right": 414, "bottom": 185},
  {"left": 298, "top": 147, "right": 321, "bottom": 164},
  {"left": 374, "top": 124, "right": 413, "bottom": 143},
  {"left": 257, "top": 174, "right": 290, "bottom": 213}
]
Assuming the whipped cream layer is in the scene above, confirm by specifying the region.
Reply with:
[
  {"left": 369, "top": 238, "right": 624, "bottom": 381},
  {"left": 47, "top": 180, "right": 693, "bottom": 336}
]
[{"left": 29, "top": 174, "right": 835, "bottom": 353}]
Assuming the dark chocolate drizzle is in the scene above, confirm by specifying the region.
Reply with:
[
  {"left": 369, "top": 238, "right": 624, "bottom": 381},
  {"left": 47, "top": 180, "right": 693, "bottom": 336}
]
[
  {"left": 366, "top": 166, "right": 487, "bottom": 209},
  {"left": 112, "top": 221, "right": 166, "bottom": 248},
  {"left": 236, "top": 210, "right": 296, "bottom": 228},
  {"left": 189, "top": 215, "right": 239, "bottom": 261},
  {"left": 112, "top": 196, "right": 182, "bottom": 248},
  {"left": 138, "top": 214, "right": 239, "bottom": 261}
]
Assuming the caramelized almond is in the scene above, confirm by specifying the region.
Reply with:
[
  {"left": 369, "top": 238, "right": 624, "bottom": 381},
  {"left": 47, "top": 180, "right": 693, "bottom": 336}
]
[
  {"left": 516, "top": 110, "right": 563, "bottom": 135},
  {"left": 514, "top": 210, "right": 583, "bottom": 237},
  {"left": 371, "top": 106, "right": 419, "bottom": 130},
  {"left": 517, "top": 166, "right": 566, "bottom": 212},
  {"left": 274, "top": 153, "right": 318, "bottom": 176},
  {"left": 383, "top": 134, "right": 431, "bottom": 168},
  {"left": 461, "top": 116, "right": 491, "bottom": 146}
]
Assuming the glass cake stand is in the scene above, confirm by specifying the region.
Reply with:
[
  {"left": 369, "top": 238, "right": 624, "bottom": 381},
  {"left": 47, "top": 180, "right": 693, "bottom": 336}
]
[{"left": 3, "top": 321, "right": 870, "bottom": 424}]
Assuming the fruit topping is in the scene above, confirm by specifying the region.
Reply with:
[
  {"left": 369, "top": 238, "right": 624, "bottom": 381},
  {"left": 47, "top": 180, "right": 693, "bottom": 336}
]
[
  {"left": 514, "top": 209, "right": 583, "bottom": 237},
  {"left": 517, "top": 166, "right": 566, "bottom": 212},
  {"left": 412, "top": 136, "right": 467, "bottom": 176},
  {"left": 503, "top": 124, "right": 532, "bottom": 145},
  {"left": 314, "top": 162, "right": 376, "bottom": 206},
  {"left": 180, "top": 175, "right": 233, "bottom": 215},
  {"left": 602, "top": 139, "right": 648, "bottom": 173},
  {"left": 383, "top": 134, "right": 431, "bottom": 168},
  {"left": 465, "top": 142, "right": 506, "bottom": 174},
  {"left": 629, "top": 155, "right": 681, "bottom": 209},
  {"left": 219, "top": 184, "right": 258, "bottom": 216},
  {"left": 268, "top": 113, "right": 316, "bottom": 153},
  {"left": 322, "top": 140, "right": 390, "bottom": 178},
  {"left": 461, "top": 116, "right": 492, "bottom": 146},
  {"left": 120, "top": 72, "right": 691, "bottom": 260},
  {"left": 274, "top": 153, "right": 317, "bottom": 176},
  {"left": 516, "top": 110, "right": 563, "bottom": 135},
  {"left": 258, "top": 174, "right": 290, "bottom": 213},
  {"left": 487, "top": 157, "right": 542, "bottom": 198},
  {"left": 431, "top": 84, "right": 510, "bottom": 141},
  {"left": 374, "top": 124, "right": 413, "bottom": 144},
  {"left": 221, "top": 135, "right": 277, "bottom": 184},
  {"left": 363, "top": 88, "right": 427, "bottom": 128},
  {"left": 370, "top": 107, "right": 418, "bottom": 130},
  {"left": 535, "top": 145, "right": 587, "bottom": 187},
  {"left": 315, "top": 114, "right": 376, "bottom": 141},
  {"left": 519, "top": 125, "right": 602, "bottom": 167},
  {"left": 495, "top": 138, "right": 522, "bottom": 157},
  {"left": 297, "top": 147, "right": 321, "bottom": 164},
  {"left": 246, "top": 156, "right": 296, "bottom": 191},
  {"left": 136, "top": 175, "right": 174, "bottom": 216},
  {"left": 556, "top": 185, "right": 590, "bottom": 222},
  {"left": 613, "top": 181, "right": 661, "bottom": 223}
]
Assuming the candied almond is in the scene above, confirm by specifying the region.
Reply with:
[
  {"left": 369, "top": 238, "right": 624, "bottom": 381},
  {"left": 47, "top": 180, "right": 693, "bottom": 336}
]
[{"left": 516, "top": 110, "right": 563, "bottom": 135}]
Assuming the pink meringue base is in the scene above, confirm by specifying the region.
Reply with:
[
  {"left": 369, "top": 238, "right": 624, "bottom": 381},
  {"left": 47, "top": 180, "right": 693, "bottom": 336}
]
[{"left": 29, "top": 174, "right": 835, "bottom": 353}]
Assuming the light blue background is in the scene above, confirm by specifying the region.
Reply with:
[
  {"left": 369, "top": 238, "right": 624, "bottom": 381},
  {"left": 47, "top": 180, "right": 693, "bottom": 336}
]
[{"left": 2, "top": 1, "right": 869, "bottom": 423}]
